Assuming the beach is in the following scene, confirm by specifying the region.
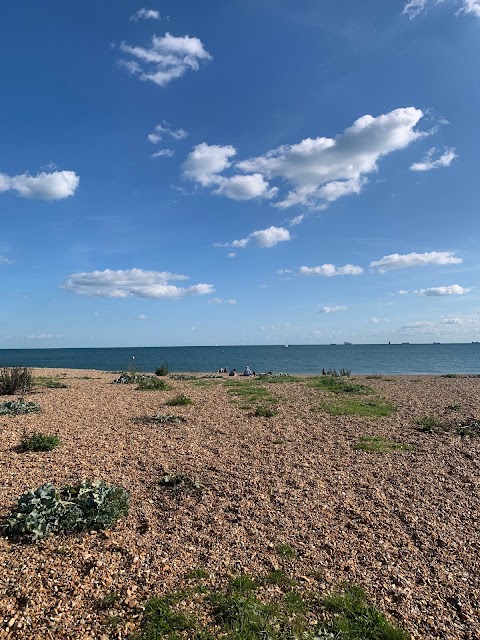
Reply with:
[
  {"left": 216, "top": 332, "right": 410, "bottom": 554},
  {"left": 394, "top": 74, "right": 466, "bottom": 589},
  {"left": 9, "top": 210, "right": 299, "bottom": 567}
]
[{"left": 1, "top": 369, "right": 479, "bottom": 639}]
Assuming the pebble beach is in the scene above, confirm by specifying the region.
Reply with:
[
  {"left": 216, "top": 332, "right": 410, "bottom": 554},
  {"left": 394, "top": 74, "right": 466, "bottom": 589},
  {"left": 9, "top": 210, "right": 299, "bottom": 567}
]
[{"left": 0, "top": 369, "right": 479, "bottom": 639}]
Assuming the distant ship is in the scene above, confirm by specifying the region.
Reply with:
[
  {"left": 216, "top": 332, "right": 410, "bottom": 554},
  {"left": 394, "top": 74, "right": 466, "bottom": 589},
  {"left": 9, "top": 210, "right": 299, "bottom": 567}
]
[
  {"left": 473, "top": 341, "right": 479, "bottom": 344},
  {"left": 344, "top": 341, "right": 352, "bottom": 345},
  {"left": 433, "top": 342, "right": 440, "bottom": 344}
]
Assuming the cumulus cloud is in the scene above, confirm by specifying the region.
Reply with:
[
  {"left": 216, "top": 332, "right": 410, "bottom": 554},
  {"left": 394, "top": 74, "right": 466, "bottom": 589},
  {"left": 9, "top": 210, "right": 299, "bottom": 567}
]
[
  {"left": 370, "top": 251, "right": 462, "bottom": 272},
  {"left": 403, "top": 0, "right": 480, "bottom": 19},
  {"left": 299, "top": 264, "right": 363, "bottom": 277},
  {"left": 289, "top": 214, "right": 305, "bottom": 226},
  {"left": 148, "top": 121, "right": 188, "bottom": 143},
  {"left": 119, "top": 32, "right": 212, "bottom": 87},
  {"left": 182, "top": 108, "right": 426, "bottom": 208},
  {"left": 0, "top": 170, "right": 79, "bottom": 200},
  {"left": 215, "top": 226, "right": 291, "bottom": 250},
  {"left": 152, "top": 149, "right": 175, "bottom": 158},
  {"left": 410, "top": 147, "right": 457, "bottom": 172},
  {"left": 63, "top": 268, "right": 214, "bottom": 299},
  {"left": 414, "top": 284, "right": 471, "bottom": 296},
  {"left": 130, "top": 8, "right": 161, "bottom": 21},
  {"left": 318, "top": 306, "right": 348, "bottom": 313}
]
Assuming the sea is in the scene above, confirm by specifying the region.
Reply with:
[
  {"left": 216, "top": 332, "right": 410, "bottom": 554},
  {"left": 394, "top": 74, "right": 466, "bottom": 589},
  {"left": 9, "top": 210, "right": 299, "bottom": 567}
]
[{"left": 0, "top": 343, "right": 479, "bottom": 375}]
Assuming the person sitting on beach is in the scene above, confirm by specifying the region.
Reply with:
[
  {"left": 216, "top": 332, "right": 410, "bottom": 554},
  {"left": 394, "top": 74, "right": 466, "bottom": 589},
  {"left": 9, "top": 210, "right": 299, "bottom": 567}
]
[
  {"left": 229, "top": 368, "right": 237, "bottom": 376},
  {"left": 243, "top": 366, "right": 253, "bottom": 376}
]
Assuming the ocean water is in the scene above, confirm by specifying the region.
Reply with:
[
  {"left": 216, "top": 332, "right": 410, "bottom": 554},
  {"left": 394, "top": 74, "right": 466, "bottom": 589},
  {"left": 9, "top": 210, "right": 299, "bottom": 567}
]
[{"left": 0, "top": 343, "right": 479, "bottom": 375}]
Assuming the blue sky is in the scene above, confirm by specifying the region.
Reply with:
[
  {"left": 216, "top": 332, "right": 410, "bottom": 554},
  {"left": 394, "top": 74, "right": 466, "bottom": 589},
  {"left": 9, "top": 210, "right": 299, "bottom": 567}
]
[{"left": 1, "top": 0, "right": 480, "bottom": 347}]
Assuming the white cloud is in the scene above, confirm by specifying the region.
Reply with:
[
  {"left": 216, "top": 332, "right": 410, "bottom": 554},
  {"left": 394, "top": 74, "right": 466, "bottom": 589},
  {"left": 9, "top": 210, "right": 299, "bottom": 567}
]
[
  {"left": 250, "top": 226, "right": 291, "bottom": 248},
  {"left": 403, "top": 0, "right": 480, "bottom": 19},
  {"left": 318, "top": 306, "right": 348, "bottom": 313},
  {"left": 414, "top": 284, "right": 471, "bottom": 296},
  {"left": 276, "top": 269, "right": 292, "bottom": 275},
  {"left": 28, "top": 333, "right": 54, "bottom": 340},
  {"left": 152, "top": 148, "right": 175, "bottom": 158},
  {"left": 0, "top": 256, "right": 14, "bottom": 264},
  {"left": 208, "top": 298, "right": 237, "bottom": 305},
  {"left": 137, "top": 314, "right": 147, "bottom": 320},
  {"left": 216, "top": 226, "right": 291, "bottom": 250},
  {"left": 410, "top": 147, "right": 457, "bottom": 171},
  {"left": 0, "top": 170, "right": 79, "bottom": 200},
  {"left": 227, "top": 252, "right": 236, "bottom": 258},
  {"left": 289, "top": 214, "right": 305, "bottom": 226},
  {"left": 131, "top": 8, "right": 161, "bottom": 21},
  {"left": 148, "top": 121, "right": 188, "bottom": 143},
  {"left": 182, "top": 108, "right": 426, "bottom": 208},
  {"left": 183, "top": 143, "right": 236, "bottom": 186},
  {"left": 63, "top": 268, "right": 214, "bottom": 299},
  {"left": 370, "top": 251, "right": 462, "bottom": 272},
  {"left": 213, "top": 174, "right": 277, "bottom": 200},
  {"left": 398, "top": 289, "right": 409, "bottom": 295},
  {"left": 370, "top": 317, "right": 381, "bottom": 324},
  {"left": 119, "top": 32, "right": 212, "bottom": 87},
  {"left": 299, "top": 264, "right": 363, "bottom": 277}
]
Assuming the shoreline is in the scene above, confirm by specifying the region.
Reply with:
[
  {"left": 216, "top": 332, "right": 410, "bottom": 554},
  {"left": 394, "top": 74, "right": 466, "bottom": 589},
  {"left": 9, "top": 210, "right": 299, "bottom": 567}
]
[{"left": 1, "top": 368, "right": 479, "bottom": 638}]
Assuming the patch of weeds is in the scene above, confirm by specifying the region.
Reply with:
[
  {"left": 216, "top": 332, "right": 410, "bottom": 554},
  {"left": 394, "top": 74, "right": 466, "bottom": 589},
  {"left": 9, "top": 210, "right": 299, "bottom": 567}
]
[
  {"left": 98, "top": 592, "right": 120, "bottom": 610},
  {"left": 150, "top": 413, "right": 186, "bottom": 425},
  {"left": 137, "top": 377, "right": 171, "bottom": 391},
  {"left": 155, "top": 362, "right": 169, "bottom": 376},
  {"left": 264, "top": 570, "right": 296, "bottom": 587},
  {"left": 3, "top": 480, "right": 129, "bottom": 543},
  {"left": 160, "top": 473, "right": 204, "bottom": 493},
  {"left": 321, "top": 398, "right": 395, "bottom": 417},
  {"left": 272, "top": 438, "right": 284, "bottom": 445},
  {"left": 170, "top": 374, "right": 198, "bottom": 381},
  {"left": 166, "top": 394, "right": 193, "bottom": 406},
  {"left": 441, "top": 373, "right": 459, "bottom": 378},
  {"left": 225, "top": 381, "right": 276, "bottom": 410},
  {"left": 137, "top": 594, "right": 196, "bottom": 639},
  {"left": 318, "top": 583, "right": 408, "bottom": 639},
  {"left": 309, "top": 376, "right": 373, "bottom": 395},
  {"left": 34, "top": 377, "right": 67, "bottom": 388},
  {"left": 415, "top": 416, "right": 444, "bottom": 433},
  {"left": 0, "top": 398, "right": 41, "bottom": 415},
  {"left": 256, "top": 375, "right": 302, "bottom": 383},
  {"left": 456, "top": 419, "right": 480, "bottom": 437},
  {"left": 254, "top": 405, "right": 278, "bottom": 417},
  {"left": 276, "top": 543, "right": 297, "bottom": 559},
  {"left": 228, "top": 574, "right": 258, "bottom": 594},
  {"left": 185, "top": 568, "right": 209, "bottom": 581},
  {"left": 103, "top": 615, "right": 121, "bottom": 627},
  {"left": 22, "top": 432, "right": 60, "bottom": 452},
  {"left": 354, "top": 436, "right": 414, "bottom": 453},
  {"left": 446, "top": 405, "right": 461, "bottom": 411},
  {"left": 0, "top": 367, "right": 33, "bottom": 395},
  {"left": 365, "top": 375, "right": 383, "bottom": 380}
]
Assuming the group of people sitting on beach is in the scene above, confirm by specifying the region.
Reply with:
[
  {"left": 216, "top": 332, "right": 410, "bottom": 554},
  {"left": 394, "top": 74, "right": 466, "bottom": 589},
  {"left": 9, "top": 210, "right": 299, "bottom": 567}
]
[{"left": 217, "top": 366, "right": 256, "bottom": 377}]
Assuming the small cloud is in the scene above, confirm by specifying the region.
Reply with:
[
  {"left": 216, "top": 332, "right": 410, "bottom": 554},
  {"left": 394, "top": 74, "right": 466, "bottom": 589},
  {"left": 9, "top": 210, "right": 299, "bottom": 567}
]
[
  {"left": 403, "top": 0, "right": 480, "bottom": 20},
  {"left": 410, "top": 147, "right": 457, "bottom": 172},
  {"left": 370, "top": 251, "right": 462, "bottom": 272},
  {"left": 398, "top": 289, "right": 409, "bottom": 295},
  {"left": 318, "top": 305, "right": 348, "bottom": 313},
  {"left": 216, "top": 226, "right": 291, "bottom": 250},
  {"left": 137, "top": 314, "right": 147, "bottom": 320},
  {"left": 148, "top": 121, "right": 188, "bottom": 143},
  {"left": 227, "top": 252, "right": 236, "bottom": 258},
  {"left": 152, "top": 148, "right": 175, "bottom": 158},
  {"left": 289, "top": 214, "right": 305, "bottom": 226},
  {"left": 28, "top": 333, "right": 54, "bottom": 340},
  {"left": 370, "top": 317, "right": 381, "bottom": 324},
  {"left": 208, "top": 297, "right": 237, "bottom": 305},
  {"left": 130, "top": 8, "right": 161, "bottom": 21},
  {"left": 0, "top": 255, "right": 14, "bottom": 265},
  {"left": 0, "top": 170, "right": 79, "bottom": 200},
  {"left": 414, "top": 284, "right": 471, "bottom": 296},
  {"left": 299, "top": 264, "right": 363, "bottom": 277},
  {"left": 276, "top": 269, "right": 292, "bottom": 275}
]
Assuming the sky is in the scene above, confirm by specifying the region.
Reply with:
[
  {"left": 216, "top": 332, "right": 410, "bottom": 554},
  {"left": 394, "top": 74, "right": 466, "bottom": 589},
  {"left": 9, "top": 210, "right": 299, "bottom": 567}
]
[{"left": 1, "top": 0, "right": 480, "bottom": 348}]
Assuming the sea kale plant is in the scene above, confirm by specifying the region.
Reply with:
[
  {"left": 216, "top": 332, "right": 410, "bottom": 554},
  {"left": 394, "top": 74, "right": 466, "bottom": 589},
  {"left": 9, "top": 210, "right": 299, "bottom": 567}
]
[
  {"left": 0, "top": 398, "right": 41, "bottom": 415},
  {"left": 3, "top": 480, "right": 129, "bottom": 543}
]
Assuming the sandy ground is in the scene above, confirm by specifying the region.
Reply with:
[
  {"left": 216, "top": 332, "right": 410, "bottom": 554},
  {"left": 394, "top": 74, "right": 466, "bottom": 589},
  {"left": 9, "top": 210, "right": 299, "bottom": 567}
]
[{"left": 0, "top": 369, "right": 479, "bottom": 639}]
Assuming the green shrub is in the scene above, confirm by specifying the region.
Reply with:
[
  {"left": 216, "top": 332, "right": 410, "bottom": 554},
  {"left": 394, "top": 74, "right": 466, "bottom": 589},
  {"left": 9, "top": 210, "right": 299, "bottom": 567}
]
[
  {"left": 136, "top": 377, "right": 171, "bottom": 391},
  {"left": 160, "top": 473, "right": 203, "bottom": 493},
  {"left": 151, "top": 413, "right": 187, "bottom": 425},
  {"left": 0, "top": 367, "right": 33, "bottom": 395},
  {"left": 22, "top": 432, "right": 60, "bottom": 451},
  {"left": 3, "top": 480, "right": 129, "bottom": 543},
  {"left": 155, "top": 362, "right": 169, "bottom": 376},
  {"left": 0, "top": 398, "right": 41, "bottom": 415},
  {"left": 254, "top": 405, "right": 278, "bottom": 417},
  {"left": 415, "top": 416, "right": 444, "bottom": 433},
  {"left": 456, "top": 419, "right": 480, "bottom": 437},
  {"left": 166, "top": 394, "right": 192, "bottom": 406}
]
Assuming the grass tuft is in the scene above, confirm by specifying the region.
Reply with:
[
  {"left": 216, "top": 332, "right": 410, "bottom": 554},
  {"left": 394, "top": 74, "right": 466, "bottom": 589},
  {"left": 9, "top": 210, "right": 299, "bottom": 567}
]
[
  {"left": 166, "top": 394, "right": 193, "bottom": 406},
  {"left": 254, "top": 405, "right": 278, "bottom": 417},
  {"left": 320, "top": 398, "right": 395, "bottom": 417},
  {"left": 276, "top": 543, "right": 297, "bottom": 559},
  {"left": 22, "top": 432, "right": 60, "bottom": 452},
  {"left": 415, "top": 416, "right": 444, "bottom": 433},
  {"left": 34, "top": 377, "right": 67, "bottom": 388},
  {"left": 309, "top": 376, "right": 373, "bottom": 395},
  {"left": 354, "top": 436, "right": 414, "bottom": 453}
]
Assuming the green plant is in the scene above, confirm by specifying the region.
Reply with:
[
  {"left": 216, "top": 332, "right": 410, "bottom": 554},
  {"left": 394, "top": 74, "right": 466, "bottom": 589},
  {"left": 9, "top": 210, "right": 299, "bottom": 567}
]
[
  {"left": 137, "top": 377, "right": 171, "bottom": 391},
  {"left": 309, "top": 376, "right": 372, "bottom": 395},
  {"left": 151, "top": 413, "right": 187, "bottom": 425},
  {"left": 415, "top": 416, "right": 444, "bottom": 433},
  {"left": 34, "top": 377, "right": 67, "bottom": 388},
  {"left": 441, "top": 373, "right": 459, "bottom": 378},
  {"left": 446, "top": 405, "right": 461, "bottom": 411},
  {"left": 354, "top": 436, "right": 414, "bottom": 453},
  {"left": 22, "top": 432, "right": 60, "bottom": 452},
  {"left": 276, "top": 543, "right": 296, "bottom": 559},
  {"left": 456, "top": 419, "right": 480, "bottom": 437},
  {"left": 185, "top": 568, "right": 209, "bottom": 580},
  {"left": 0, "top": 367, "right": 33, "bottom": 395},
  {"left": 264, "top": 570, "right": 296, "bottom": 587},
  {"left": 0, "top": 398, "right": 41, "bottom": 415},
  {"left": 169, "top": 374, "right": 199, "bottom": 380},
  {"left": 98, "top": 592, "right": 120, "bottom": 609},
  {"left": 254, "top": 405, "right": 278, "bottom": 417},
  {"left": 155, "top": 362, "right": 169, "bottom": 376},
  {"left": 137, "top": 594, "right": 197, "bottom": 639},
  {"left": 320, "top": 398, "right": 395, "bottom": 417},
  {"left": 3, "top": 480, "right": 129, "bottom": 543},
  {"left": 256, "top": 375, "right": 302, "bottom": 383},
  {"left": 318, "top": 584, "right": 408, "bottom": 639},
  {"left": 166, "top": 394, "right": 193, "bottom": 406},
  {"left": 160, "top": 473, "right": 203, "bottom": 493}
]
